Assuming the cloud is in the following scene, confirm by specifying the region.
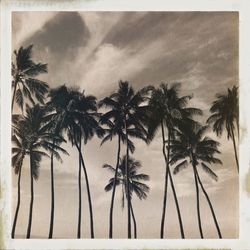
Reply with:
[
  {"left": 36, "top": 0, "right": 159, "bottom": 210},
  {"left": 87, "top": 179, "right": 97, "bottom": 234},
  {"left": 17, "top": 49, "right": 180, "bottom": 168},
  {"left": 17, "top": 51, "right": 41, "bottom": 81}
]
[
  {"left": 78, "top": 43, "right": 145, "bottom": 96},
  {"left": 11, "top": 11, "right": 239, "bottom": 238},
  {"left": 12, "top": 12, "right": 56, "bottom": 49},
  {"left": 75, "top": 37, "right": 177, "bottom": 97}
]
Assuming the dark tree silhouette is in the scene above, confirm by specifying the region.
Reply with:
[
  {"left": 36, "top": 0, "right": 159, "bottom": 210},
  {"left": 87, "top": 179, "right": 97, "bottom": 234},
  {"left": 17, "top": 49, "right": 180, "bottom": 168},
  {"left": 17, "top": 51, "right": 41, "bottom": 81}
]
[
  {"left": 147, "top": 83, "right": 202, "bottom": 239},
  {"left": 11, "top": 104, "right": 66, "bottom": 239},
  {"left": 11, "top": 45, "right": 48, "bottom": 113},
  {"left": 207, "top": 86, "right": 239, "bottom": 173},
  {"left": 48, "top": 85, "right": 104, "bottom": 238},
  {"left": 103, "top": 155, "right": 150, "bottom": 238},
  {"left": 11, "top": 115, "right": 27, "bottom": 238},
  {"left": 171, "top": 124, "right": 222, "bottom": 239},
  {"left": 98, "top": 118, "right": 142, "bottom": 238},
  {"left": 99, "top": 81, "right": 150, "bottom": 238}
]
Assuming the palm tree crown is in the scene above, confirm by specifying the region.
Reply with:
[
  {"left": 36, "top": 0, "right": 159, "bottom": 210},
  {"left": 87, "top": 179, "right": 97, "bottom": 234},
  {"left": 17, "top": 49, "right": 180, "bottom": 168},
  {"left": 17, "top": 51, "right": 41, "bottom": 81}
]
[
  {"left": 207, "top": 85, "right": 239, "bottom": 172},
  {"left": 48, "top": 85, "right": 103, "bottom": 143},
  {"left": 171, "top": 125, "right": 222, "bottom": 179},
  {"left": 104, "top": 155, "right": 150, "bottom": 238},
  {"left": 104, "top": 156, "right": 150, "bottom": 204},
  {"left": 99, "top": 80, "right": 150, "bottom": 146},
  {"left": 147, "top": 83, "right": 202, "bottom": 140},
  {"left": 12, "top": 45, "right": 49, "bottom": 112},
  {"left": 207, "top": 85, "right": 239, "bottom": 139},
  {"left": 12, "top": 104, "right": 66, "bottom": 175},
  {"left": 170, "top": 124, "right": 222, "bottom": 238}
]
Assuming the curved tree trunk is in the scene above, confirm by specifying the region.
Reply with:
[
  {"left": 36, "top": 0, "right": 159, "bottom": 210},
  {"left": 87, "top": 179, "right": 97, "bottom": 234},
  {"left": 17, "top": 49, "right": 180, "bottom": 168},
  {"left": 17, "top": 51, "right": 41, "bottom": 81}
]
[
  {"left": 26, "top": 154, "right": 34, "bottom": 239},
  {"left": 48, "top": 148, "right": 55, "bottom": 239},
  {"left": 77, "top": 139, "right": 82, "bottom": 239},
  {"left": 168, "top": 167, "right": 185, "bottom": 238},
  {"left": 196, "top": 169, "right": 222, "bottom": 238},
  {"left": 11, "top": 163, "right": 23, "bottom": 238},
  {"left": 108, "top": 135, "right": 121, "bottom": 238},
  {"left": 11, "top": 80, "right": 18, "bottom": 113},
  {"left": 124, "top": 119, "right": 131, "bottom": 239},
  {"left": 160, "top": 121, "right": 169, "bottom": 239},
  {"left": 230, "top": 125, "right": 239, "bottom": 173},
  {"left": 192, "top": 163, "right": 203, "bottom": 238},
  {"left": 167, "top": 129, "right": 185, "bottom": 238},
  {"left": 131, "top": 202, "right": 137, "bottom": 239},
  {"left": 76, "top": 145, "right": 95, "bottom": 238}
]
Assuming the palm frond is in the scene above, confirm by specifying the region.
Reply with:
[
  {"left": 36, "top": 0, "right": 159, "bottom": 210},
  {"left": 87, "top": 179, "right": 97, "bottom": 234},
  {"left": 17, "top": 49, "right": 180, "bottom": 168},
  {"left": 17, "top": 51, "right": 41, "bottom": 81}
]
[
  {"left": 200, "top": 163, "right": 218, "bottom": 181},
  {"left": 103, "top": 164, "right": 116, "bottom": 173},
  {"left": 131, "top": 173, "right": 150, "bottom": 181},
  {"left": 23, "top": 63, "right": 48, "bottom": 76},
  {"left": 173, "top": 160, "right": 188, "bottom": 174},
  {"left": 15, "top": 88, "right": 24, "bottom": 111}
]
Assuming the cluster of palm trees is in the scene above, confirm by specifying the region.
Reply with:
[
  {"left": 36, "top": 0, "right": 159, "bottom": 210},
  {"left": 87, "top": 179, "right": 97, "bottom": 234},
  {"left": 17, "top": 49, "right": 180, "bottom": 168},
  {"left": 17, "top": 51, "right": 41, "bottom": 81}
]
[{"left": 11, "top": 45, "right": 239, "bottom": 239}]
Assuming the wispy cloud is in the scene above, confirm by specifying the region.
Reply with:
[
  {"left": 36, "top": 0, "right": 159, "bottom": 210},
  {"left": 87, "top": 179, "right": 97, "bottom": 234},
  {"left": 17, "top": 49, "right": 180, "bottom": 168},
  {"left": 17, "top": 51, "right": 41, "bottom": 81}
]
[{"left": 11, "top": 11, "right": 238, "bottom": 239}]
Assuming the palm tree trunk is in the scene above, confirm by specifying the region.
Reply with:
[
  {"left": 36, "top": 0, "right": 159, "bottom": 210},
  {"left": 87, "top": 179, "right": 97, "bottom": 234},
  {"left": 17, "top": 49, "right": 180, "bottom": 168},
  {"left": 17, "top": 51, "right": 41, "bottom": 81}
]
[
  {"left": 230, "top": 125, "right": 239, "bottom": 173},
  {"left": 124, "top": 119, "right": 131, "bottom": 239},
  {"left": 77, "top": 139, "right": 82, "bottom": 239},
  {"left": 168, "top": 166, "right": 185, "bottom": 238},
  {"left": 48, "top": 147, "right": 55, "bottom": 239},
  {"left": 167, "top": 129, "right": 185, "bottom": 238},
  {"left": 130, "top": 202, "right": 137, "bottom": 239},
  {"left": 196, "top": 169, "right": 222, "bottom": 238},
  {"left": 160, "top": 121, "right": 169, "bottom": 239},
  {"left": 26, "top": 154, "right": 34, "bottom": 239},
  {"left": 11, "top": 80, "right": 18, "bottom": 113},
  {"left": 11, "top": 164, "right": 23, "bottom": 238},
  {"left": 108, "top": 135, "right": 121, "bottom": 238},
  {"left": 76, "top": 144, "right": 94, "bottom": 238},
  {"left": 192, "top": 163, "right": 203, "bottom": 238}
]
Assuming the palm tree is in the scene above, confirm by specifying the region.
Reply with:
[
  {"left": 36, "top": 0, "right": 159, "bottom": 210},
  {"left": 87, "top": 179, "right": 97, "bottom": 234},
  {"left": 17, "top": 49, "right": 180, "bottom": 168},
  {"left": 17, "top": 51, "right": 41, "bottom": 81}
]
[
  {"left": 207, "top": 85, "right": 239, "bottom": 172},
  {"left": 48, "top": 85, "right": 104, "bottom": 238},
  {"left": 11, "top": 104, "right": 66, "bottom": 239},
  {"left": 45, "top": 94, "right": 72, "bottom": 239},
  {"left": 12, "top": 45, "right": 48, "bottom": 113},
  {"left": 170, "top": 124, "right": 222, "bottom": 239},
  {"left": 98, "top": 116, "right": 140, "bottom": 238},
  {"left": 47, "top": 85, "right": 76, "bottom": 238},
  {"left": 147, "top": 83, "right": 202, "bottom": 239},
  {"left": 70, "top": 92, "right": 104, "bottom": 239},
  {"left": 99, "top": 80, "right": 150, "bottom": 238},
  {"left": 103, "top": 155, "right": 150, "bottom": 238},
  {"left": 11, "top": 115, "right": 27, "bottom": 238}
]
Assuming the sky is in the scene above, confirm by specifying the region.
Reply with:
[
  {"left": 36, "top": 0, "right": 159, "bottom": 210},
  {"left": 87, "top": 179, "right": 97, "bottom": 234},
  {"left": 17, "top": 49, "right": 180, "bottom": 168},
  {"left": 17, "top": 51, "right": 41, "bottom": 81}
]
[{"left": 11, "top": 11, "right": 239, "bottom": 239}]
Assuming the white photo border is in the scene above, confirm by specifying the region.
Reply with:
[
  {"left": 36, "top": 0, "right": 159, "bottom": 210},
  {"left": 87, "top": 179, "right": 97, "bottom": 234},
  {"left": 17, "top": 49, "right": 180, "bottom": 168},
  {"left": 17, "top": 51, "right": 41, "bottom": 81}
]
[{"left": 1, "top": 0, "right": 250, "bottom": 249}]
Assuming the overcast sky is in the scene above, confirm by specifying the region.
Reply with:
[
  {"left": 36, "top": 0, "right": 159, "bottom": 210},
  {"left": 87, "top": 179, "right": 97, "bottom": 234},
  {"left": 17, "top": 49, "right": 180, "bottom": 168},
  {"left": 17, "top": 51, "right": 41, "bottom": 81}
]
[{"left": 12, "top": 11, "right": 238, "bottom": 239}]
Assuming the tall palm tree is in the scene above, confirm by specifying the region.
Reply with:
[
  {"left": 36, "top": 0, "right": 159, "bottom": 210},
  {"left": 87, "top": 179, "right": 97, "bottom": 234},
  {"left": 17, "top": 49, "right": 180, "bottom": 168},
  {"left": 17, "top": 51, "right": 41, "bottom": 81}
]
[
  {"left": 45, "top": 94, "right": 72, "bottom": 239},
  {"left": 12, "top": 45, "right": 48, "bottom": 113},
  {"left": 11, "top": 104, "right": 66, "bottom": 239},
  {"left": 11, "top": 115, "right": 27, "bottom": 238},
  {"left": 48, "top": 85, "right": 104, "bottom": 238},
  {"left": 70, "top": 92, "right": 104, "bottom": 239},
  {"left": 170, "top": 124, "right": 222, "bottom": 239},
  {"left": 147, "top": 83, "right": 202, "bottom": 239},
  {"left": 98, "top": 117, "right": 140, "bottom": 238},
  {"left": 103, "top": 155, "right": 150, "bottom": 238},
  {"left": 47, "top": 85, "right": 76, "bottom": 238},
  {"left": 99, "top": 80, "right": 150, "bottom": 238},
  {"left": 207, "top": 85, "right": 239, "bottom": 173}
]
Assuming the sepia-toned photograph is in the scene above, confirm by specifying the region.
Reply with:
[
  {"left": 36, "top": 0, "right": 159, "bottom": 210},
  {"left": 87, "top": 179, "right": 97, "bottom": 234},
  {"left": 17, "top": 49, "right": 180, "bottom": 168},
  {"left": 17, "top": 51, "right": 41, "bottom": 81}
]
[{"left": 10, "top": 11, "right": 239, "bottom": 240}]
